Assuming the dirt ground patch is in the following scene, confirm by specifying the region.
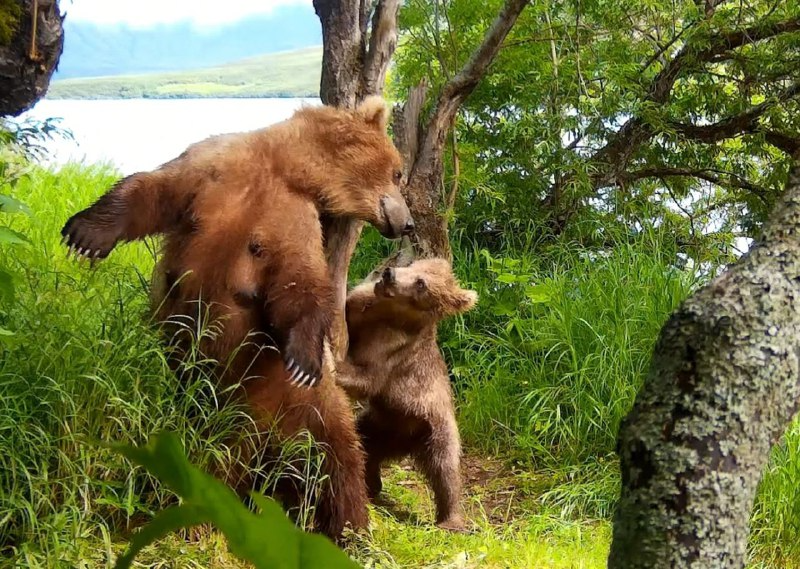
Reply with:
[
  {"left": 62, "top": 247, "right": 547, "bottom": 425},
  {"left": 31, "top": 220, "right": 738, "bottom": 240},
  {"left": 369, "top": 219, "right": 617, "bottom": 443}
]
[{"left": 381, "top": 452, "right": 537, "bottom": 526}]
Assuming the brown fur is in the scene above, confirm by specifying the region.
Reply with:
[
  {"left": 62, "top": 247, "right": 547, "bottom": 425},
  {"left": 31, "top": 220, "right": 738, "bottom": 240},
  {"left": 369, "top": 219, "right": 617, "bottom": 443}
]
[
  {"left": 61, "top": 97, "right": 414, "bottom": 540},
  {"left": 337, "top": 259, "right": 478, "bottom": 530}
]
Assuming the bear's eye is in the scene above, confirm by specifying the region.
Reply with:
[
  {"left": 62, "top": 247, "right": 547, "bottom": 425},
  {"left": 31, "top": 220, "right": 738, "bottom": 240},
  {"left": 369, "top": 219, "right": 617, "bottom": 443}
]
[
  {"left": 415, "top": 278, "right": 426, "bottom": 291},
  {"left": 393, "top": 170, "right": 403, "bottom": 184}
]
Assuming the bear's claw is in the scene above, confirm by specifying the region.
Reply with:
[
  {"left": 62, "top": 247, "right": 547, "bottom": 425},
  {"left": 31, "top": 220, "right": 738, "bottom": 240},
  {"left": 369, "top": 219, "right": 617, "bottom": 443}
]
[
  {"left": 61, "top": 211, "right": 120, "bottom": 262},
  {"left": 284, "top": 357, "right": 320, "bottom": 388}
]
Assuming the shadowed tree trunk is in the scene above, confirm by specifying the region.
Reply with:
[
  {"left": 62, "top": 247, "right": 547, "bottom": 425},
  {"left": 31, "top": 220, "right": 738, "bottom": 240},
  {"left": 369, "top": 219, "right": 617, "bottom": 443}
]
[
  {"left": 315, "top": 0, "right": 529, "bottom": 359},
  {"left": 608, "top": 153, "right": 800, "bottom": 567},
  {"left": 0, "top": 0, "right": 63, "bottom": 117}
]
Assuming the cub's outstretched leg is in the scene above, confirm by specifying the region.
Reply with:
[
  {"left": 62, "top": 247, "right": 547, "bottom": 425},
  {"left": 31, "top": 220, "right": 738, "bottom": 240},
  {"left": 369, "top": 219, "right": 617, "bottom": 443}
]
[
  {"left": 416, "top": 415, "right": 465, "bottom": 531},
  {"left": 61, "top": 168, "right": 195, "bottom": 260}
]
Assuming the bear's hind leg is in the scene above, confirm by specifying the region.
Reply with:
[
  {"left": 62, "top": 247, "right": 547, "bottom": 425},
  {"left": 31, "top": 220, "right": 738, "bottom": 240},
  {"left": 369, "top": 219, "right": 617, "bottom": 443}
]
[
  {"left": 416, "top": 417, "right": 466, "bottom": 532},
  {"left": 357, "top": 408, "right": 418, "bottom": 500},
  {"left": 253, "top": 375, "right": 369, "bottom": 541}
]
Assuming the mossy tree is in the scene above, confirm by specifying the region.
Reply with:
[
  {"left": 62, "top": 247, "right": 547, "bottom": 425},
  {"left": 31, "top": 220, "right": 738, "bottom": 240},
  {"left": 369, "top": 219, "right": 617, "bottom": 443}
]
[{"left": 0, "top": 0, "right": 64, "bottom": 117}]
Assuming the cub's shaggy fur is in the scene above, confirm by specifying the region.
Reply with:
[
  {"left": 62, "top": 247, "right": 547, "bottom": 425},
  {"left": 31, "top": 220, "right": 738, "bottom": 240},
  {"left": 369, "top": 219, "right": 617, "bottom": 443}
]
[
  {"left": 61, "top": 98, "right": 414, "bottom": 539},
  {"left": 338, "top": 259, "right": 477, "bottom": 530}
]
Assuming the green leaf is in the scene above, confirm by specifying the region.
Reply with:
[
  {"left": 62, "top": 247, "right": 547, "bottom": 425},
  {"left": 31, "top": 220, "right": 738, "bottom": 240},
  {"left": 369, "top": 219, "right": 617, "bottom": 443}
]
[
  {"left": 525, "top": 284, "right": 552, "bottom": 304},
  {"left": 0, "top": 327, "right": 13, "bottom": 337},
  {"left": 0, "top": 194, "right": 32, "bottom": 216},
  {"left": 110, "top": 432, "right": 361, "bottom": 569},
  {"left": 0, "top": 269, "right": 13, "bottom": 303},
  {"left": 0, "top": 226, "right": 30, "bottom": 246}
]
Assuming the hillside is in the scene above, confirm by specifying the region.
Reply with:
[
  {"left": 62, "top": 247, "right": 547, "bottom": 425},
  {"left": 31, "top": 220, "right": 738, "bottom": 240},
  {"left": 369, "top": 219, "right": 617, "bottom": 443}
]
[
  {"left": 47, "top": 47, "right": 323, "bottom": 100},
  {"left": 54, "top": 5, "right": 321, "bottom": 79}
]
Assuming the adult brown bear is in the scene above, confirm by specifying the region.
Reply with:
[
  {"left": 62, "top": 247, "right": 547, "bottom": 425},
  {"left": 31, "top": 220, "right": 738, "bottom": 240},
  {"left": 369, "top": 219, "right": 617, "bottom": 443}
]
[
  {"left": 338, "top": 259, "right": 477, "bottom": 531},
  {"left": 61, "top": 97, "right": 414, "bottom": 539}
]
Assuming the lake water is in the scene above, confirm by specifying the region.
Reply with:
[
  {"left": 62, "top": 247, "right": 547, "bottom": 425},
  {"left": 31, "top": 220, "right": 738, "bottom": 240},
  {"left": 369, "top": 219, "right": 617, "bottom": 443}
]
[{"left": 16, "top": 97, "right": 320, "bottom": 175}]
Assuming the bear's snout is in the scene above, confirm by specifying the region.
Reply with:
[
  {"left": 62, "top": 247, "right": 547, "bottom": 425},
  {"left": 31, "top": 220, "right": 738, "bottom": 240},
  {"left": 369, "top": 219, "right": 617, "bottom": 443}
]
[
  {"left": 382, "top": 267, "right": 396, "bottom": 285},
  {"left": 379, "top": 191, "right": 414, "bottom": 239}
]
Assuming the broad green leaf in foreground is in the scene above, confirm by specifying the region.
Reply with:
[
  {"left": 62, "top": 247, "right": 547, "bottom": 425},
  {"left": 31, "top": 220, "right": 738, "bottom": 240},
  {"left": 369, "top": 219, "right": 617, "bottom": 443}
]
[
  {"left": 110, "top": 431, "right": 361, "bottom": 569},
  {"left": 0, "top": 226, "right": 30, "bottom": 246},
  {"left": 0, "top": 194, "right": 32, "bottom": 215}
]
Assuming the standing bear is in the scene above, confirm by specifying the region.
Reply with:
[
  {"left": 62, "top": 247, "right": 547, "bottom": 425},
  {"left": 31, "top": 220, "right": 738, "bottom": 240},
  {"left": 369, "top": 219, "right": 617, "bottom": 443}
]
[
  {"left": 60, "top": 97, "right": 414, "bottom": 540},
  {"left": 337, "top": 258, "right": 478, "bottom": 531}
]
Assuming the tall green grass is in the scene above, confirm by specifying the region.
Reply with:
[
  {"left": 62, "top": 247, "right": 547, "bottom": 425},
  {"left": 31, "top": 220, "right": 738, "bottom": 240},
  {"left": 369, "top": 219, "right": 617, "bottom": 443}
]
[{"left": 0, "top": 164, "right": 324, "bottom": 565}]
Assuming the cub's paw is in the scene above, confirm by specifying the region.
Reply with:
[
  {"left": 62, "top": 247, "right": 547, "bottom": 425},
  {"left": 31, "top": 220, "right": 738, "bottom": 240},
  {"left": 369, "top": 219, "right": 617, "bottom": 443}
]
[
  {"left": 436, "top": 517, "right": 469, "bottom": 533},
  {"left": 61, "top": 210, "right": 121, "bottom": 262},
  {"left": 283, "top": 322, "right": 325, "bottom": 388}
]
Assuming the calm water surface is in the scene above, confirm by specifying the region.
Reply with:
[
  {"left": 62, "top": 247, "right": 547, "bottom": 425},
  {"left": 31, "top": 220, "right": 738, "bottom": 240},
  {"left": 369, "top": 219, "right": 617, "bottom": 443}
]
[{"left": 17, "top": 97, "right": 320, "bottom": 175}]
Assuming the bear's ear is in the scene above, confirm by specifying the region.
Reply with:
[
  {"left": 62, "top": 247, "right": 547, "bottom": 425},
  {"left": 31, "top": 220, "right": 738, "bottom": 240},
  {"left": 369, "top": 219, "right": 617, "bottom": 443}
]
[
  {"left": 448, "top": 289, "right": 478, "bottom": 314},
  {"left": 356, "top": 95, "right": 390, "bottom": 131}
]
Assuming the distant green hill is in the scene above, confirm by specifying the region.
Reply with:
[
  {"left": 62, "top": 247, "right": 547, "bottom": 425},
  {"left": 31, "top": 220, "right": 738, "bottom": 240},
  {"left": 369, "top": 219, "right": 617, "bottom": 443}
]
[
  {"left": 54, "top": 6, "right": 321, "bottom": 79},
  {"left": 47, "top": 47, "right": 323, "bottom": 99}
]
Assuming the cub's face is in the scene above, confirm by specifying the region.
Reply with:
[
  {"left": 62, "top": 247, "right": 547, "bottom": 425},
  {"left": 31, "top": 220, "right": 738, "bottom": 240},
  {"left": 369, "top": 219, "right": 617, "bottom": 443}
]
[
  {"left": 368, "top": 258, "right": 478, "bottom": 318},
  {"left": 323, "top": 97, "right": 414, "bottom": 239}
]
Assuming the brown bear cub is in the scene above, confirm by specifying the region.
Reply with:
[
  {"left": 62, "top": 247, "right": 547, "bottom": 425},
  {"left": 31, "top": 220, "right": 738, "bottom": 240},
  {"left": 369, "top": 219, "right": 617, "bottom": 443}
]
[
  {"left": 337, "top": 258, "right": 477, "bottom": 531},
  {"left": 61, "top": 98, "right": 414, "bottom": 540}
]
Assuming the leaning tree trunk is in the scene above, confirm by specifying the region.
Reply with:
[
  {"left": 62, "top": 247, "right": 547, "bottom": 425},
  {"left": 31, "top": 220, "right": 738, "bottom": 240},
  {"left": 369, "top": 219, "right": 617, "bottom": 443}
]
[
  {"left": 314, "top": 0, "right": 399, "bottom": 360},
  {"left": 0, "top": 0, "right": 63, "bottom": 117},
  {"left": 316, "top": 0, "right": 529, "bottom": 359},
  {"left": 608, "top": 153, "right": 800, "bottom": 568}
]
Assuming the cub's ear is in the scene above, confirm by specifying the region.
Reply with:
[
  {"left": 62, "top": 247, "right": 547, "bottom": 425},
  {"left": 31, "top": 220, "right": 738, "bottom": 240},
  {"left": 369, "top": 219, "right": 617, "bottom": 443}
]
[
  {"left": 356, "top": 95, "right": 390, "bottom": 131},
  {"left": 448, "top": 289, "right": 478, "bottom": 314}
]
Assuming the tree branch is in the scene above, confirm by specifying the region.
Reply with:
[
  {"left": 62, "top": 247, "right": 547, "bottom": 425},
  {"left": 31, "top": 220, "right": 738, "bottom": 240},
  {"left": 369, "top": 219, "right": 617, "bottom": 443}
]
[
  {"left": 560, "top": 15, "right": 800, "bottom": 200},
  {"left": 670, "top": 81, "right": 800, "bottom": 144},
  {"left": 360, "top": 0, "right": 400, "bottom": 98},
  {"left": 624, "top": 166, "right": 769, "bottom": 202},
  {"left": 403, "top": 0, "right": 530, "bottom": 259},
  {"left": 433, "top": 0, "right": 530, "bottom": 128},
  {"left": 764, "top": 130, "right": 800, "bottom": 155},
  {"left": 392, "top": 79, "right": 429, "bottom": 177}
]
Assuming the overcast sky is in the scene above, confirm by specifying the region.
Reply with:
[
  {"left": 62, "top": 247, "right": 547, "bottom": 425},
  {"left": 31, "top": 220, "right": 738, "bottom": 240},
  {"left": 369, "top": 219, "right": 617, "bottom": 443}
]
[{"left": 62, "top": 0, "right": 310, "bottom": 27}]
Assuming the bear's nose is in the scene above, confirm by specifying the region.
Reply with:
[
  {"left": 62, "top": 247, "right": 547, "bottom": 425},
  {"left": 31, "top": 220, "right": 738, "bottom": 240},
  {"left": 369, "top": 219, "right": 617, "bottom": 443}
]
[
  {"left": 402, "top": 219, "right": 415, "bottom": 236},
  {"left": 382, "top": 267, "right": 396, "bottom": 284}
]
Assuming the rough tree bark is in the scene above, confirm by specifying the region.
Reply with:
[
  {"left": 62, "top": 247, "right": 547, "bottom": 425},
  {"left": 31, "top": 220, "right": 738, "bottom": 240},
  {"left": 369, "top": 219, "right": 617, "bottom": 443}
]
[
  {"left": 608, "top": 153, "right": 800, "bottom": 568},
  {"left": 0, "top": 0, "right": 64, "bottom": 117},
  {"left": 316, "top": 0, "right": 529, "bottom": 358}
]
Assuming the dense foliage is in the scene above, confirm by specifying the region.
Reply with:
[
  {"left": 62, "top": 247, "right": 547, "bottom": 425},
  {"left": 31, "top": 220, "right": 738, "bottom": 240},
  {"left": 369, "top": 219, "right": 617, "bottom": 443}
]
[{"left": 392, "top": 0, "right": 800, "bottom": 267}]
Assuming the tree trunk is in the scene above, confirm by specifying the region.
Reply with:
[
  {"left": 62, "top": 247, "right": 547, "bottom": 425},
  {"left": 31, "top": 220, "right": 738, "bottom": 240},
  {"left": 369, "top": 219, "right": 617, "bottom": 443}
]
[
  {"left": 0, "top": 0, "right": 63, "bottom": 117},
  {"left": 608, "top": 153, "right": 800, "bottom": 568},
  {"left": 314, "top": 0, "right": 399, "bottom": 359}
]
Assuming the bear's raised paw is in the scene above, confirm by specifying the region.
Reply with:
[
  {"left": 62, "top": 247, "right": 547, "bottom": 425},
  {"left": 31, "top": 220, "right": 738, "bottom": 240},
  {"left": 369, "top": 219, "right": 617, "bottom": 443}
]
[{"left": 61, "top": 210, "right": 121, "bottom": 262}]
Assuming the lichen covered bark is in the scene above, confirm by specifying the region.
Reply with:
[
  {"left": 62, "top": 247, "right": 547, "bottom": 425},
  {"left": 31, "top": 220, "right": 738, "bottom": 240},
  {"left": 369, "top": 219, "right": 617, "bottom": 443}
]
[
  {"left": 0, "top": 0, "right": 63, "bottom": 117},
  {"left": 608, "top": 156, "right": 800, "bottom": 567}
]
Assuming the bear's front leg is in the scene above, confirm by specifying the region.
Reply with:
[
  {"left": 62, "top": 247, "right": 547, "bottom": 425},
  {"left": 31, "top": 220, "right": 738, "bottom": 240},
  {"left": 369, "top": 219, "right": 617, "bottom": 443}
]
[
  {"left": 260, "top": 233, "right": 336, "bottom": 389},
  {"left": 61, "top": 170, "right": 193, "bottom": 261},
  {"left": 334, "top": 359, "right": 381, "bottom": 400}
]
